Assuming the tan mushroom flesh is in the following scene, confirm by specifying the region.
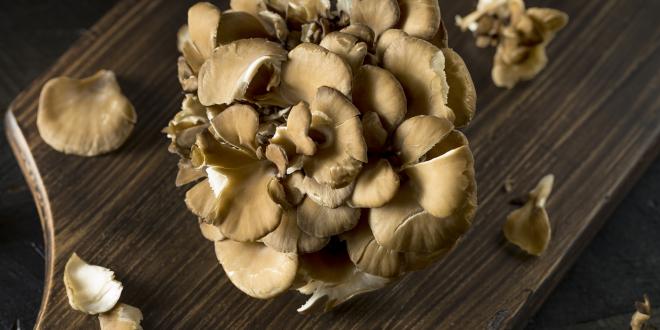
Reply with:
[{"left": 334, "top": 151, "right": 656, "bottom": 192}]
[
  {"left": 37, "top": 70, "right": 136, "bottom": 157},
  {"left": 99, "top": 304, "right": 143, "bottom": 330},
  {"left": 64, "top": 253, "right": 123, "bottom": 314}
]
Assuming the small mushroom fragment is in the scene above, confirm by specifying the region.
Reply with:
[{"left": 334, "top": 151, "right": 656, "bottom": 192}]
[
  {"left": 215, "top": 240, "right": 298, "bottom": 298},
  {"left": 37, "top": 70, "right": 137, "bottom": 157},
  {"left": 631, "top": 294, "right": 652, "bottom": 330},
  {"left": 99, "top": 304, "right": 143, "bottom": 330},
  {"left": 64, "top": 253, "right": 123, "bottom": 314},
  {"left": 503, "top": 174, "right": 554, "bottom": 256}
]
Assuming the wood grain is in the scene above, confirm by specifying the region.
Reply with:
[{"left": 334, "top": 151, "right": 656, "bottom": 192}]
[{"left": 4, "top": 0, "right": 660, "bottom": 329}]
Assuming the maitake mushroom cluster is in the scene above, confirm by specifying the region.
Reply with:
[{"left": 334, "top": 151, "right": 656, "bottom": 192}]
[
  {"left": 166, "top": 0, "right": 477, "bottom": 312},
  {"left": 456, "top": 0, "right": 568, "bottom": 88}
]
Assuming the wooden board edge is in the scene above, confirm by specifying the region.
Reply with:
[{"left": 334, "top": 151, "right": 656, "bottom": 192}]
[{"left": 4, "top": 107, "right": 56, "bottom": 329}]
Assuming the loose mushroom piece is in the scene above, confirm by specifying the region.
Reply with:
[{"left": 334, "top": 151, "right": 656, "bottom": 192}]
[
  {"left": 352, "top": 65, "right": 407, "bottom": 132},
  {"left": 441, "top": 48, "right": 477, "bottom": 127},
  {"left": 197, "top": 39, "right": 287, "bottom": 106},
  {"left": 215, "top": 240, "right": 298, "bottom": 299},
  {"left": 64, "top": 253, "right": 123, "bottom": 314},
  {"left": 37, "top": 70, "right": 137, "bottom": 157},
  {"left": 263, "top": 208, "right": 330, "bottom": 253},
  {"left": 279, "top": 43, "right": 353, "bottom": 104},
  {"left": 319, "top": 32, "right": 368, "bottom": 73},
  {"left": 631, "top": 294, "right": 652, "bottom": 330},
  {"left": 99, "top": 304, "right": 143, "bottom": 330},
  {"left": 349, "top": 0, "right": 400, "bottom": 36},
  {"left": 350, "top": 159, "right": 399, "bottom": 208},
  {"left": 302, "top": 87, "right": 367, "bottom": 188},
  {"left": 503, "top": 174, "right": 554, "bottom": 256},
  {"left": 396, "top": 0, "right": 442, "bottom": 40},
  {"left": 297, "top": 197, "right": 360, "bottom": 237},
  {"left": 383, "top": 36, "right": 454, "bottom": 122}
]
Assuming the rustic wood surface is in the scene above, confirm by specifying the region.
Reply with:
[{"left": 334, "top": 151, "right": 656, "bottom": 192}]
[{"left": 2, "top": 0, "right": 660, "bottom": 329}]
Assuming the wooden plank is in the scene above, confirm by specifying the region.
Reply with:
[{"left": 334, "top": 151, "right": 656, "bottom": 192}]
[{"left": 4, "top": 0, "right": 660, "bottom": 328}]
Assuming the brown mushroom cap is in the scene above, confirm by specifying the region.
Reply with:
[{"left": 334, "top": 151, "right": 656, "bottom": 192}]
[
  {"left": 350, "top": 159, "right": 399, "bottom": 208},
  {"left": 343, "top": 218, "right": 406, "bottom": 277},
  {"left": 375, "top": 29, "right": 408, "bottom": 61},
  {"left": 37, "top": 70, "right": 137, "bottom": 157},
  {"left": 352, "top": 65, "right": 407, "bottom": 132},
  {"left": 286, "top": 101, "right": 317, "bottom": 156},
  {"left": 187, "top": 2, "right": 222, "bottom": 59},
  {"left": 361, "top": 112, "right": 388, "bottom": 152},
  {"left": 216, "top": 11, "right": 271, "bottom": 45},
  {"left": 503, "top": 174, "right": 554, "bottom": 256},
  {"left": 442, "top": 48, "right": 477, "bottom": 127},
  {"left": 297, "top": 197, "right": 360, "bottom": 237},
  {"left": 301, "top": 175, "right": 355, "bottom": 208},
  {"left": 197, "top": 39, "right": 287, "bottom": 106},
  {"left": 395, "top": 0, "right": 441, "bottom": 40},
  {"left": 319, "top": 32, "right": 368, "bottom": 73},
  {"left": 340, "top": 24, "right": 376, "bottom": 49},
  {"left": 279, "top": 43, "right": 353, "bottom": 104},
  {"left": 349, "top": 0, "right": 400, "bottom": 36},
  {"left": 210, "top": 103, "right": 259, "bottom": 153},
  {"left": 215, "top": 240, "right": 298, "bottom": 299},
  {"left": 383, "top": 36, "right": 454, "bottom": 122},
  {"left": 287, "top": 0, "right": 331, "bottom": 25},
  {"left": 393, "top": 115, "right": 453, "bottom": 165},
  {"left": 263, "top": 208, "right": 330, "bottom": 253}
]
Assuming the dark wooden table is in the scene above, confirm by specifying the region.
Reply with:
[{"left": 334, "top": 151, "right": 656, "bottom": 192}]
[{"left": 0, "top": 1, "right": 658, "bottom": 329}]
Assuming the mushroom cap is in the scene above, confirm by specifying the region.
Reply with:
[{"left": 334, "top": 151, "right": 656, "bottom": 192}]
[
  {"left": 361, "top": 112, "right": 388, "bottom": 152},
  {"left": 319, "top": 32, "right": 368, "bottom": 73},
  {"left": 279, "top": 43, "right": 353, "bottom": 104},
  {"left": 210, "top": 103, "right": 259, "bottom": 152},
  {"left": 396, "top": 0, "right": 442, "bottom": 40},
  {"left": 340, "top": 24, "right": 376, "bottom": 49},
  {"left": 352, "top": 65, "right": 407, "bottom": 132},
  {"left": 442, "top": 48, "right": 477, "bottom": 127},
  {"left": 258, "top": 10, "right": 290, "bottom": 42},
  {"left": 263, "top": 208, "right": 330, "bottom": 253},
  {"left": 350, "top": 159, "right": 399, "bottom": 208},
  {"left": 301, "top": 175, "right": 355, "bottom": 208},
  {"left": 287, "top": 0, "right": 331, "bottom": 25},
  {"left": 197, "top": 39, "right": 287, "bottom": 106},
  {"left": 350, "top": 0, "right": 400, "bottom": 36},
  {"left": 175, "top": 159, "right": 205, "bottom": 187},
  {"left": 303, "top": 87, "right": 367, "bottom": 188},
  {"left": 375, "top": 28, "right": 408, "bottom": 61},
  {"left": 230, "top": 0, "right": 267, "bottom": 16},
  {"left": 214, "top": 240, "right": 298, "bottom": 299},
  {"left": 286, "top": 101, "right": 317, "bottom": 156},
  {"left": 393, "top": 115, "right": 453, "bottom": 165},
  {"left": 63, "top": 253, "right": 123, "bottom": 314},
  {"left": 383, "top": 36, "right": 454, "bottom": 122},
  {"left": 187, "top": 2, "right": 222, "bottom": 59},
  {"left": 297, "top": 197, "right": 360, "bottom": 237},
  {"left": 492, "top": 43, "right": 547, "bottom": 88},
  {"left": 98, "top": 304, "right": 143, "bottom": 330},
  {"left": 343, "top": 218, "right": 406, "bottom": 277},
  {"left": 216, "top": 11, "right": 271, "bottom": 45},
  {"left": 503, "top": 174, "right": 554, "bottom": 256},
  {"left": 37, "top": 70, "right": 137, "bottom": 156}
]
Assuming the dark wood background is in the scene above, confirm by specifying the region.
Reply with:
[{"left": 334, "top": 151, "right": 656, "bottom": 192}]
[{"left": 0, "top": 0, "right": 658, "bottom": 329}]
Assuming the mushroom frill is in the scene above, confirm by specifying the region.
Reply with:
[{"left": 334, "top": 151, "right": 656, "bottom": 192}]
[{"left": 165, "top": 0, "right": 478, "bottom": 313}]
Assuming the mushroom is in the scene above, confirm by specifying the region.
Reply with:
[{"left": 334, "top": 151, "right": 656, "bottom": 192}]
[
  {"left": 342, "top": 217, "right": 406, "bottom": 278},
  {"left": 209, "top": 103, "right": 259, "bottom": 152},
  {"left": 99, "top": 304, "right": 143, "bottom": 330},
  {"left": 175, "top": 159, "right": 205, "bottom": 187},
  {"left": 301, "top": 175, "right": 355, "bottom": 208},
  {"left": 348, "top": 0, "right": 400, "bottom": 36},
  {"left": 350, "top": 159, "right": 399, "bottom": 208},
  {"left": 375, "top": 28, "right": 407, "bottom": 61},
  {"left": 37, "top": 70, "right": 137, "bottom": 157},
  {"left": 361, "top": 112, "right": 388, "bottom": 152},
  {"left": 319, "top": 32, "right": 368, "bottom": 73},
  {"left": 286, "top": 0, "right": 331, "bottom": 25},
  {"left": 258, "top": 10, "right": 290, "bottom": 42},
  {"left": 263, "top": 208, "right": 330, "bottom": 253},
  {"left": 279, "top": 43, "right": 353, "bottom": 104},
  {"left": 503, "top": 174, "right": 554, "bottom": 256},
  {"left": 352, "top": 65, "right": 407, "bottom": 132},
  {"left": 340, "top": 24, "right": 375, "bottom": 49},
  {"left": 297, "top": 197, "right": 360, "bottom": 237},
  {"left": 199, "top": 220, "right": 226, "bottom": 242},
  {"left": 164, "top": 94, "right": 208, "bottom": 157},
  {"left": 177, "top": 56, "right": 198, "bottom": 92},
  {"left": 215, "top": 240, "right": 298, "bottom": 299},
  {"left": 382, "top": 36, "right": 454, "bottom": 122},
  {"left": 197, "top": 39, "right": 287, "bottom": 106},
  {"left": 441, "top": 48, "right": 476, "bottom": 127},
  {"left": 302, "top": 87, "right": 367, "bottom": 188},
  {"left": 64, "top": 253, "right": 123, "bottom": 314},
  {"left": 396, "top": 0, "right": 442, "bottom": 40},
  {"left": 631, "top": 294, "right": 651, "bottom": 330}
]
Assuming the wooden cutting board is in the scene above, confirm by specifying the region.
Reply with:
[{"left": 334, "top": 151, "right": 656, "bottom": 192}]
[{"left": 5, "top": 0, "right": 660, "bottom": 328}]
